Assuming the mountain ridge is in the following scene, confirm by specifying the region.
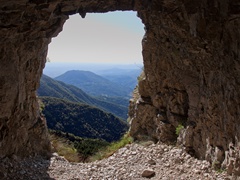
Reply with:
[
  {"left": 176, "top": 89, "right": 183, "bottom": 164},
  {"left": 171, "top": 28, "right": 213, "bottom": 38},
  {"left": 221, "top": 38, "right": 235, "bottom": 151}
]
[
  {"left": 38, "top": 74, "right": 128, "bottom": 120},
  {"left": 54, "top": 70, "right": 131, "bottom": 97}
]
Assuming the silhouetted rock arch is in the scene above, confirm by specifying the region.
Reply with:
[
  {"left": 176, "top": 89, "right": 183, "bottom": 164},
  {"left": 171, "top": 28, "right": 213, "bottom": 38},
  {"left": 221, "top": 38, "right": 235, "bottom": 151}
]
[{"left": 0, "top": 0, "right": 240, "bottom": 175}]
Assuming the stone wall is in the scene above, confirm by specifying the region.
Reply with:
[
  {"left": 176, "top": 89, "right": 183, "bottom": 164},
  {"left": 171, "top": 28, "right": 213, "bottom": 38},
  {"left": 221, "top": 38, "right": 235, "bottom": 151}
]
[{"left": 0, "top": 0, "right": 240, "bottom": 176}]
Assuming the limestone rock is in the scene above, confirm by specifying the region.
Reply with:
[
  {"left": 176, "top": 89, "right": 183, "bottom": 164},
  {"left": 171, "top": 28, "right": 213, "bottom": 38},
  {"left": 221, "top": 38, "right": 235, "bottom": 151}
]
[
  {"left": 148, "top": 159, "right": 156, "bottom": 165},
  {"left": 129, "top": 0, "right": 240, "bottom": 176},
  {"left": 141, "top": 169, "right": 156, "bottom": 178}
]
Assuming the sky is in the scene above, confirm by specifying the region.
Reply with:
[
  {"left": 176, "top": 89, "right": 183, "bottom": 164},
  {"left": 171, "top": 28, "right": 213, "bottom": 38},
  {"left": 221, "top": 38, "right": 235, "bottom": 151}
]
[{"left": 47, "top": 11, "right": 145, "bottom": 64}]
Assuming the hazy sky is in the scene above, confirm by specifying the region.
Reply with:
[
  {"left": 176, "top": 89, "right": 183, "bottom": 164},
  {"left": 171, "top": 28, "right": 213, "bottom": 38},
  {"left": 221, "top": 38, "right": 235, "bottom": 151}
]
[{"left": 48, "top": 11, "right": 145, "bottom": 64}]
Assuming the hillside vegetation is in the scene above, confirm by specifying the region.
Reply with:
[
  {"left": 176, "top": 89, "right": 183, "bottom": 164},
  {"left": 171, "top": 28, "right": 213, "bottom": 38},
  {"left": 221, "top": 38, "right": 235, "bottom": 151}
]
[
  {"left": 41, "top": 97, "right": 129, "bottom": 142},
  {"left": 49, "top": 130, "right": 133, "bottom": 162},
  {"left": 49, "top": 130, "right": 110, "bottom": 162}
]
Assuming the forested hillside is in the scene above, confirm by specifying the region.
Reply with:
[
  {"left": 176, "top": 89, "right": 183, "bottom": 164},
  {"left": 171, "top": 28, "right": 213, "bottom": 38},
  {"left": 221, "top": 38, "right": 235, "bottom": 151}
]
[{"left": 41, "top": 97, "right": 129, "bottom": 142}]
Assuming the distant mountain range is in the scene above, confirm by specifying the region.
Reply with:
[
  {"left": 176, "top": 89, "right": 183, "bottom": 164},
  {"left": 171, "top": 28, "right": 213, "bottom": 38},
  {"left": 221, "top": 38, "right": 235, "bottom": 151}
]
[
  {"left": 38, "top": 74, "right": 128, "bottom": 120},
  {"left": 41, "top": 97, "right": 128, "bottom": 142},
  {"left": 99, "top": 68, "right": 141, "bottom": 91},
  {"left": 43, "top": 62, "right": 142, "bottom": 78},
  {"left": 55, "top": 70, "right": 132, "bottom": 97}
]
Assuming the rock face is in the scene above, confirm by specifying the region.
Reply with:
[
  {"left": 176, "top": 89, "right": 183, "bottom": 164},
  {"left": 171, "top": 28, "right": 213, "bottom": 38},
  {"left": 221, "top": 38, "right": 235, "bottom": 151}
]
[
  {"left": 0, "top": 0, "right": 240, "bottom": 176},
  {"left": 129, "top": 0, "right": 240, "bottom": 176}
]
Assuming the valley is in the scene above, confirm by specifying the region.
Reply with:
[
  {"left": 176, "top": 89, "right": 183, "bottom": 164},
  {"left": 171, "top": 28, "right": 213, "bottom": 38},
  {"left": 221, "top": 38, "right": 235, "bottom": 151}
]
[{"left": 37, "top": 65, "right": 141, "bottom": 151}]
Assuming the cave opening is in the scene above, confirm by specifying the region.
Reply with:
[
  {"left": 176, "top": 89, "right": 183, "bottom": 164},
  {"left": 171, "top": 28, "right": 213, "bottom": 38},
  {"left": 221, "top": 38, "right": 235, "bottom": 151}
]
[{"left": 38, "top": 11, "right": 145, "bottom": 162}]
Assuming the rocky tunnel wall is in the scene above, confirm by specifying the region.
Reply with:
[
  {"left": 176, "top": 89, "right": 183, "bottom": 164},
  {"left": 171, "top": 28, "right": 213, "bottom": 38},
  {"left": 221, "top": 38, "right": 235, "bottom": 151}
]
[
  {"left": 0, "top": 0, "right": 240, "bottom": 175},
  {"left": 129, "top": 0, "right": 240, "bottom": 175}
]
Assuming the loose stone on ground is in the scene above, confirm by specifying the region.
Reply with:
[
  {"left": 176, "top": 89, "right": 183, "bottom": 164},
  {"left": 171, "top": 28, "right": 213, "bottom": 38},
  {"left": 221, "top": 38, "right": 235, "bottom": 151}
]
[{"left": 1, "top": 142, "right": 233, "bottom": 180}]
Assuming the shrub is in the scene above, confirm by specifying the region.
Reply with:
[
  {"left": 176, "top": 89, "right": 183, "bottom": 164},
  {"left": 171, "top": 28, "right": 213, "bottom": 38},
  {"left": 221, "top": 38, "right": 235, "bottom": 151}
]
[
  {"left": 50, "top": 133, "right": 80, "bottom": 162},
  {"left": 49, "top": 130, "right": 133, "bottom": 163},
  {"left": 89, "top": 133, "right": 133, "bottom": 162},
  {"left": 176, "top": 124, "right": 184, "bottom": 136},
  {"left": 74, "top": 139, "right": 109, "bottom": 161}
]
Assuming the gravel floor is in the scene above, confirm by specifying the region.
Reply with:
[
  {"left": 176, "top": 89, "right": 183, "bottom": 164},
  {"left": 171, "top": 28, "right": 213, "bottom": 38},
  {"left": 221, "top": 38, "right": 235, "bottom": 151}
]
[{"left": 0, "top": 142, "right": 235, "bottom": 180}]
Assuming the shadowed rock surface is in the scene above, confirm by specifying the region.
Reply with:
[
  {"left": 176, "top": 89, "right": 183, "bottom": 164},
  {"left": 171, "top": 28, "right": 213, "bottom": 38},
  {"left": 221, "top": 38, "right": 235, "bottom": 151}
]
[{"left": 0, "top": 0, "right": 240, "bottom": 177}]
